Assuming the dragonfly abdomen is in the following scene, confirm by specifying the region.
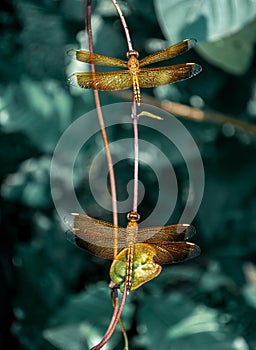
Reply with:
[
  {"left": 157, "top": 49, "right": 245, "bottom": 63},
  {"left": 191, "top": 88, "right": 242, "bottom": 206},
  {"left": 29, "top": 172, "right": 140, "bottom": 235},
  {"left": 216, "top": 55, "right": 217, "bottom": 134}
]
[
  {"left": 126, "top": 244, "right": 135, "bottom": 291},
  {"left": 132, "top": 75, "right": 141, "bottom": 104}
]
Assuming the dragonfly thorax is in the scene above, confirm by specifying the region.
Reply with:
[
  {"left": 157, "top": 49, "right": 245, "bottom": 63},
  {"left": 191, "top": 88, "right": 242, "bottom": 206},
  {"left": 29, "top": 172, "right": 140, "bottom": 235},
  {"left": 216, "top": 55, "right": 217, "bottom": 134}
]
[
  {"left": 127, "top": 55, "right": 140, "bottom": 72},
  {"left": 126, "top": 221, "right": 138, "bottom": 245}
]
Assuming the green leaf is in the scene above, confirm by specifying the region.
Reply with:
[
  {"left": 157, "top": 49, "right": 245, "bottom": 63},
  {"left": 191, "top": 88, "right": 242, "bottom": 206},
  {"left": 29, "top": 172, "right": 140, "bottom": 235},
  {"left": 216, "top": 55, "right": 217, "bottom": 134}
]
[
  {"left": 136, "top": 293, "right": 248, "bottom": 350},
  {"left": 43, "top": 322, "right": 110, "bottom": 350},
  {"left": 45, "top": 283, "right": 135, "bottom": 349},
  {"left": 168, "top": 306, "right": 219, "bottom": 338},
  {"left": 43, "top": 322, "right": 115, "bottom": 350},
  {"left": 155, "top": 0, "right": 256, "bottom": 43},
  {"left": 1, "top": 156, "right": 52, "bottom": 209},
  {"left": 243, "top": 285, "right": 256, "bottom": 309},
  {"left": 2, "top": 79, "right": 73, "bottom": 152},
  {"left": 196, "top": 20, "right": 256, "bottom": 75}
]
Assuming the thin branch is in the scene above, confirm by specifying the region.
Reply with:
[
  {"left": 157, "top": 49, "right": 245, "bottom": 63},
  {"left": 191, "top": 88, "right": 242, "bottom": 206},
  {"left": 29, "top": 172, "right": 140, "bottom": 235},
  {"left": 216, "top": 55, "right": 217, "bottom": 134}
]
[
  {"left": 86, "top": 3, "right": 126, "bottom": 349},
  {"left": 118, "top": 317, "right": 129, "bottom": 350},
  {"left": 111, "top": 90, "right": 256, "bottom": 135},
  {"left": 162, "top": 100, "right": 256, "bottom": 134},
  {"left": 112, "top": 0, "right": 139, "bottom": 213},
  {"left": 87, "top": 3, "right": 136, "bottom": 349},
  {"left": 91, "top": 285, "right": 128, "bottom": 350},
  {"left": 86, "top": 0, "right": 118, "bottom": 257},
  {"left": 112, "top": 0, "right": 133, "bottom": 51},
  {"left": 132, "top": 99, "right": 139, "bottom": 212},
  {"left": 90, "top": 286, "right": 119, "bottom": 350},
  {"left": 111, "top": 286, "right": 129, "bottom": 350}
]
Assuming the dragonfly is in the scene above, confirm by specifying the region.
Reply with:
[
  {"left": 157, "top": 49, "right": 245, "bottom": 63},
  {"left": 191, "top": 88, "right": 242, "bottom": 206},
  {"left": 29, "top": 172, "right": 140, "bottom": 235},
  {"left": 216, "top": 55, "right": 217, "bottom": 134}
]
[
  {"left": 68, "top": 38, "right": 202, "bottom": 104},
  {"left": 65, "top": 211, "right": 200, "bottom": 292}
]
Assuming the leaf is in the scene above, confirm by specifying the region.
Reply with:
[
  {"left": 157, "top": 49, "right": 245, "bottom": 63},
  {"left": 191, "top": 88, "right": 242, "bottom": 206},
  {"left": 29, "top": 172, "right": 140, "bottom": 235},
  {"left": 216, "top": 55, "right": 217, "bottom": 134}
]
[
  {"left": 47, "top": 283, "right": 134, "bottom": 327},
  {"left": 43, "top": 322, "right": 94, "bottom": 350},
  {"left": 196, "top": 20, "right": 256, "bottom": 75},
  {"left": 243, "top": 285, "right": 256, "bottom": 309},
  {"left": 136, "top": 293, "right": 248, "bottom": 350},
  {"left": 2, "top": 79, "right": 73, "bottom": 153},
  {"left": 43, "top": 322, "right": 111, "bottom": 350},
  {"left": 168, "top": 306, "right": 219, "bottom": 338},
  {"left": 155, "top": 0, "right": 256, "bottom": 43},
  {"left": 44, "top": 283, "right": 135, "bottom": 349},
  {"left": 1, "top": 156, "right": 52, "bottom": 209}
]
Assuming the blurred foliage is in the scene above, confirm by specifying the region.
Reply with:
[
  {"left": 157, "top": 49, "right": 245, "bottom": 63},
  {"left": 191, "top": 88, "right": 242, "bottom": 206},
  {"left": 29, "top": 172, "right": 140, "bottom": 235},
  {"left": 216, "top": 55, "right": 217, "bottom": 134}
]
[
  {"left": 1, "top": 0, "right": 256, "bottom": 350},
  {"left": 155, "top": 0, "right": 256, "bottom": 43}
]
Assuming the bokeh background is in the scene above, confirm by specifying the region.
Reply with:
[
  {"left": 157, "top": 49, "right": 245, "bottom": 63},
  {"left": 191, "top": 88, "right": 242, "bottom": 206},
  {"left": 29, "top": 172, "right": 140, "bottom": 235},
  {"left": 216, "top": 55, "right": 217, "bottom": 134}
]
[{"left": 1, "top": 0, "right": 256, "bottom": 349}]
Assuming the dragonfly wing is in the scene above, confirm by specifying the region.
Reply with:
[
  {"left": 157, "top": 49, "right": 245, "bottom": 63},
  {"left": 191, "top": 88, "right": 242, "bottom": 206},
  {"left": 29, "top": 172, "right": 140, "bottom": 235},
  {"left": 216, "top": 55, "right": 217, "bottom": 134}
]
[
  {"left": 68, "top": 49, "right": 127, "bottom": 68},
  {"left": 64, "top": 213, "right": 127, "bottom": 249},
  {"left": 68, "top": 71, "right": 133, "bottom": 91},
  {"left": 137, "top": 224, "right": 196, "bottom": 243},
  {"left": 139, "top": 39, "right": 197, "bottom": 67},
  {"left": 67, "top": 231, "right": 121, "bottom": 260},
  {"left": 138, "top": 64, "right": 201, "bottom": 88},
  {"left": 150, "top": 242, "right": 201, "bottom": 264}
]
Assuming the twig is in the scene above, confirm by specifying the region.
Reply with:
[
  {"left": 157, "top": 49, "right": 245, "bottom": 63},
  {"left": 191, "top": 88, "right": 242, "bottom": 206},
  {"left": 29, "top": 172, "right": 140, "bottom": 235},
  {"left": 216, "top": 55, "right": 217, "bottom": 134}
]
[
  {"left": 112, "top": 0, "right": 133, "bottom": 51},
  {"left": 112, "top": 90, "right": 256, "bottom": 135},
  {"left": 86, "top": 2, "right": 127, "bottom": 349},
  {"left": 91, "top": 285, "right": 128, "bottom": 350},
  {"left": 86, "top": 0, "right": 118, "bottom": 258},
  {"left": 132, "top": 99, "right": 139, "bottom": 212},
  {"left": 111, "top": 0, "right": 139, "bottom": 212}
]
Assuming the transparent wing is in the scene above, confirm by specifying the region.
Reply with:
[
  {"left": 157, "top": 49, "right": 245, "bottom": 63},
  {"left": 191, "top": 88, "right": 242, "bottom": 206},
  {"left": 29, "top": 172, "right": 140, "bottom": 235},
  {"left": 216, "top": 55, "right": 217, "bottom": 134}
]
[
  {"left": 139, "top": 38, "right": 197, "bottom": 67},
  {"left": 66, "top": 231, "right": 122, "bottom": 260},
  {"left": 64, "top": 213, "right": 127, "bottom": 251},
  {"left": 68, "top": 71, "right": 132, "bottom": 90},
  {"left": 151, "top": 242, "right": 201, "bottom": 265},
  {"left": 138, "top": 63, "right": 202, "bottom": 88},
  {"left": 137, "top": 224, "right": 196, "bottom": 243},
  {"left": 68, "top": 49, "right": 127, "bottom": 68}
]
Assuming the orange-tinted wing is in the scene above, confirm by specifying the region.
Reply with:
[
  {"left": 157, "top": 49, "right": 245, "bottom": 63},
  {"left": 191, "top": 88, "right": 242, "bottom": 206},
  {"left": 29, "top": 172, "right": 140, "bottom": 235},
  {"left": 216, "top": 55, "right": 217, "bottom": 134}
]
[
  {"left": 139, "top": 38, "right": 197, "bottom": 67},
  {"left": 67, "top": 232, "right": 122, "bottom": 260},
  {"left": 137, "top": 224, "right": 196, "bottom": 243},
  {"left": 138, "top": 63, "right": 202, "bottom": 88},
  {"left": 64, "top": 213, "right": 127, "bottom": 259},
  {"left": 68, "top": 49, "right": 127, "bottom": 68},
  {"left": 68, "top": 71, "right": 133, "bottom": 90},
  {"left": 150, "top": 241, "right": 201, "bottom": 265}
]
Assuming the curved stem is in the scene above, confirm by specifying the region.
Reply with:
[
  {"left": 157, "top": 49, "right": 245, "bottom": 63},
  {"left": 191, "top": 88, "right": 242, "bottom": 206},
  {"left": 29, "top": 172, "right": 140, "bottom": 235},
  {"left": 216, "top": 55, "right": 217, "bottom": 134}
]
[
  {"left": 91, "top": 285, "right": 128, "bottom": 350},
  {"left": 132, "top": 99, "right": 139, "bottom": 212},
  {"left": 112, "top": 0, "right": 133, "bottom": 51},
  {"left": 118, "top": 317, "right": 129, "bottom": 350},
  {"left": 86, "top": 0, "right": 118, "bottom": 255},
  {"left": 112, "top": 0, "right": 139, "bottom": 212}
]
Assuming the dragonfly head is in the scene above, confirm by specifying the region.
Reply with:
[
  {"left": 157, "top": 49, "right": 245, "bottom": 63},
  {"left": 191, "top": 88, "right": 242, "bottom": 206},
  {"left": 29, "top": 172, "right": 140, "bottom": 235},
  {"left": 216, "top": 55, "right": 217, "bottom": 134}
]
[
  {"left": 126, "top": 50, "right": 139, "bottom": 59},
  {"left": 127, "top": 211, "right": 140, "bottom": 222}
]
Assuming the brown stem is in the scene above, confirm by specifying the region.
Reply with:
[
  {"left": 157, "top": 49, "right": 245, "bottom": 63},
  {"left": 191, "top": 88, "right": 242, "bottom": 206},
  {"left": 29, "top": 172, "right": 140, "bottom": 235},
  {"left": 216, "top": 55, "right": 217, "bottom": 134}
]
[
  {"left": 111, "top": 90, "right": 256, "bottom": 135},
  {"left": 86, "top": 0, "right": 118, "bottom": 256},
  {"left": 112, "top": 0, "right": 133, "bottom": 51},
  {"left": 111, "top": 286, "right": 129, "bottom": 350},
  {"left": 111, "top": 0, "right": 139, "bottom": 213},
  {"left": 132, "top": 99, "right": 139, "bottom": 212},
  {"left": 90, "top": 285, "right": 128, "bottom": 350},
  {"left": 118, "top": 316, "right": 129, "bottom": 350}
]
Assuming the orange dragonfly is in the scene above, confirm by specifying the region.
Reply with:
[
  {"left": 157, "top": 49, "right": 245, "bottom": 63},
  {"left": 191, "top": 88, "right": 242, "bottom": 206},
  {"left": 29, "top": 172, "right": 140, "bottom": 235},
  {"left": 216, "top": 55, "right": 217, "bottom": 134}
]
[
  {"left": 68, "top": 38, "right": 202, "bottom": 104},
  {"left": 65, "top": 211, "right": 200, "bottom": 292}
]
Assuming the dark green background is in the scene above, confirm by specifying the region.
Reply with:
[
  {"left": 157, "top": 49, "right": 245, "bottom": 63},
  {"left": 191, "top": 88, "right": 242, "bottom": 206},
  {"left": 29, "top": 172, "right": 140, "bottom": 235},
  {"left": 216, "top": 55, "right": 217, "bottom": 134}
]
[{"left": 1, "top": 0, "right": 256, "bottom": 349}]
